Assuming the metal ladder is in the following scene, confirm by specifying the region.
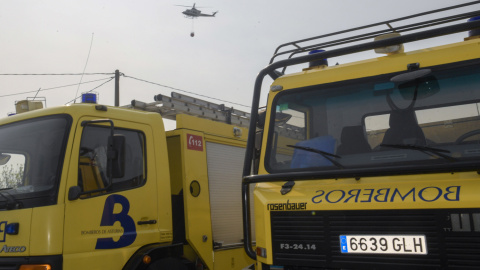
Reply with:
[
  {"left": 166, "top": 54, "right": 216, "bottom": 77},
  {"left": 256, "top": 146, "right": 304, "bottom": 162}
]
[
  {"left": 127, "top": 92, "right": 304, "bottom": 139},
  {"left": 126, "top": 92, "right": 251, "bottom": 127}
]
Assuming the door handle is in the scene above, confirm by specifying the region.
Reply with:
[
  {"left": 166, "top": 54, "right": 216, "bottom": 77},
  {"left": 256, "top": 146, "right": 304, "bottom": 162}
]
[{"left": 137, "top": 220, "right": 157, "bottom": 225}]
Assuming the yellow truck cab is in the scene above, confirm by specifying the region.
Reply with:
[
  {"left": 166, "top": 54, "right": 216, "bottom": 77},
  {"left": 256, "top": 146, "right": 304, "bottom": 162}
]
[
  {"left": 242, "top": 3, "right": 480, "bottom": 270},
  {"left": 0, "top": 92, "right": 253, "bottom": 269}
]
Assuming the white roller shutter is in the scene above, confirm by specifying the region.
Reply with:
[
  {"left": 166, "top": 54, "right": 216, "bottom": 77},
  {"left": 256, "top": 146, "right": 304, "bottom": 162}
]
[{"left": 206, "top": 142, "right": 255, "bottom": 248}]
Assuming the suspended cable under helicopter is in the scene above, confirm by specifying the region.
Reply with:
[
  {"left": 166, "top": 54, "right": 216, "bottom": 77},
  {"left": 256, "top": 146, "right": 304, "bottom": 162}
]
[
  {"left": 175, "top": 3, "right": 218, "bottom": 37},
  {"left": 191, "top": 18, "right": 195, "bottom": 37}
]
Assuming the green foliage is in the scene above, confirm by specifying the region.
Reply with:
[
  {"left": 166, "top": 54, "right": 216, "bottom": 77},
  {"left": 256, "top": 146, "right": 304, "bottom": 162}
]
[{"left": 0, "top": 164, "right": 24, "bottom": 189}]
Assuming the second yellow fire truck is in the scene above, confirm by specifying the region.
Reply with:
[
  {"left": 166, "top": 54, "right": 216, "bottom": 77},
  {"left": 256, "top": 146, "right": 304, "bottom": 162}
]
[{"left": 242, "top": 2, "right": 480, "bottom": 269}]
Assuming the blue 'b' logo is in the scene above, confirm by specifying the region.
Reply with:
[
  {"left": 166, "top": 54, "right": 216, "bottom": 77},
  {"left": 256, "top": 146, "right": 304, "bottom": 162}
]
[
  {"left": 95, "top": 194, "right": 137, "bottom": 249},
  {"left": 0, "top": 222, "right": 6, "bottom": 242}
]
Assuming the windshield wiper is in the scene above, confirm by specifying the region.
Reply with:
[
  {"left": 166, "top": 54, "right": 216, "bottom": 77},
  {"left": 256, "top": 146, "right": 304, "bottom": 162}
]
[
  {"left": 380, "top": 143, "right": 457, "bottom": 162},
  {"left": 287, "top": 145, "right": 344, "bottom": 169},
  {"left": 0, "top": 188, "right": 22, "bottom": 210}
]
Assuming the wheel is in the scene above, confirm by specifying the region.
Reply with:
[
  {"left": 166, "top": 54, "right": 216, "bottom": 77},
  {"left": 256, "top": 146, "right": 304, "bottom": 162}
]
[
  {"left": 455, "top": 129, "right": 480, "bottom": 144},
  {"left": 146, "top": 257, "right": 188, "bottom": 270}
]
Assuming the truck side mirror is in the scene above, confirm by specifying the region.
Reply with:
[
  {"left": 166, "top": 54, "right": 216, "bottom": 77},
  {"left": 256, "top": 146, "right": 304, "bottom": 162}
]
[
  {"left": 257, "top": 111, "right": 266, "bottom": 129},
  {"left": 68, "top": 186, "right": 82, "bottom": 201},
  {"left": 108, "top": 134, "right": 126, "bottom": 179}
]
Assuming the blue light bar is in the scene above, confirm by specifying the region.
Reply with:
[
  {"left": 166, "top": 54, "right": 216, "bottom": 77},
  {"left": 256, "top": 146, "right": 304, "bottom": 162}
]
[
  {"left": 82, "top": 93, "right": 97, "bottom": 104},
  {"left": 308, "top": 49, "right": 328, "bottom": 67},
  {"left": 468, "top": 16, "right": 480, "bottom": 37}
]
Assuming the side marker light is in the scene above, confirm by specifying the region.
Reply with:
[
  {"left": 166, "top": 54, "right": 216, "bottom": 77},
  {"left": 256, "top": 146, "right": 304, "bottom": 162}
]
[
  {"left": 256, "top": 247, "right": 267, "bottom": 258},
  {"left": 143, "top": 255, "right": 152, "bottom": 265},
  {"left": 19, "top": 265, "right": 52, "bottom": 270}
]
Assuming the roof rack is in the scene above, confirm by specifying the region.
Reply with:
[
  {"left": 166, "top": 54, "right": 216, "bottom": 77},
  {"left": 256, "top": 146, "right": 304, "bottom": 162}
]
[
  {"left": 270, "top": 1, "right": 480, "bottom": 73},
  {"left": 126, "top": 91, "right": 251, "bottom": 127}
]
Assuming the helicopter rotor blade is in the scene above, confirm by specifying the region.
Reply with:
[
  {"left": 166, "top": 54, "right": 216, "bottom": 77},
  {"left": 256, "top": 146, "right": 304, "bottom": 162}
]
[{"left": 174, "top": 4, "right": 210, "bottom": 8}]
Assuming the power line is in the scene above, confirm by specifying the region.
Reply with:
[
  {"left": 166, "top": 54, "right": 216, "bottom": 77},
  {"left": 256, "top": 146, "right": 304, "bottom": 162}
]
[
  {"left": 0, "top": 71, "right": 252, "bottom": 109},
  {"left": 64, "top": 77, "right": 115, "bottom": 105},
  {"left": 0, "top": 72, "right": 114, "bottom": 76},
  {"left": 0, "top": 77, "right": 113, "bottom": 98},
  {"left": 123, "top": 74, "right": 251, "bottom": 108}
]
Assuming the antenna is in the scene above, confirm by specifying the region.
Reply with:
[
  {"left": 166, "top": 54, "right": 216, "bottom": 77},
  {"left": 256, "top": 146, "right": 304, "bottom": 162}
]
[
  {"left": 73, "top": 33, "right": 94, "bottom": 103},
  {"left": 33, "top": 88, "right": 41, "bottom": 100}
]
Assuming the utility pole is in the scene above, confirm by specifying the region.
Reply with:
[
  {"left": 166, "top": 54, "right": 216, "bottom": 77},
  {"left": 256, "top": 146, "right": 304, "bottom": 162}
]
[{"left": 115, "top": 70, "right": 120, "bottom": 106}]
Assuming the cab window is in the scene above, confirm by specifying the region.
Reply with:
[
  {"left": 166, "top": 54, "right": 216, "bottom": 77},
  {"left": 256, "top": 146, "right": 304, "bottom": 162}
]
[
  {"left": 78, "top": 125, "right": 146, "bottom": 197},
  {"left": 266, "top": 60, "right": 480, "bottom": 174}
]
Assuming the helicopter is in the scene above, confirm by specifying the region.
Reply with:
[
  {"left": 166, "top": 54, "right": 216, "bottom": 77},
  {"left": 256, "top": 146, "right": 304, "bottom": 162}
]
[
  {"left": 177, "top": 3, "right": 218, "bottom": 18},
  {"left": 176, "top": 3, "right": 218, "bottom": 37}
]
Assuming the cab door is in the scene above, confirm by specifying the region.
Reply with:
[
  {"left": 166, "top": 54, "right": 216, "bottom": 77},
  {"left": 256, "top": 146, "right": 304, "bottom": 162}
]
[{"left": 63, "top": 117, "right": 160, "bottom": 269}]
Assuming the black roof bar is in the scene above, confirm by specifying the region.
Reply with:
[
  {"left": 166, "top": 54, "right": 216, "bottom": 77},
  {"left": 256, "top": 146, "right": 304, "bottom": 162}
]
[{"left": 270, "top": 1, "right": 480, "bottom": 69}]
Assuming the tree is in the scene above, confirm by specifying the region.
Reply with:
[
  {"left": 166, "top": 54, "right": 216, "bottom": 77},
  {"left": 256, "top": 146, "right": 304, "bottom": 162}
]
[{"left": 0, "top": 163, "right": 24, "bottom": 189}]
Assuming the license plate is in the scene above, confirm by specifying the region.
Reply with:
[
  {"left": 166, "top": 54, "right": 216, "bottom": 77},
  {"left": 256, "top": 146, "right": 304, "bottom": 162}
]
[{"left": 339, "top": 235, "right": 427, "bottom": 255}]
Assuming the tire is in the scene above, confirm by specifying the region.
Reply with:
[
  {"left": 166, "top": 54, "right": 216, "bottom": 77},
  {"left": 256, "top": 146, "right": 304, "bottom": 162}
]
[{"left": 146, "top": 257, "right": 188, "bottom": 270}]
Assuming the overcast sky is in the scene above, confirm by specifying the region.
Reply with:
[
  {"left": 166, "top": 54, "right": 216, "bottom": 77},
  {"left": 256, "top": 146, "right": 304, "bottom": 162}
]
[{"left": 0, "top": 0, "right": 476, "bottom": 129}]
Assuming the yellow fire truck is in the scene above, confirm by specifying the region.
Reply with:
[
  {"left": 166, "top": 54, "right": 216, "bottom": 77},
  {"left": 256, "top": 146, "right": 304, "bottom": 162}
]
[
  {"left": 0, "top": 92, "right": 254, "bottom": 269},
  {"left": 242, "top": 2, "right": 480, "bottom": 269}
]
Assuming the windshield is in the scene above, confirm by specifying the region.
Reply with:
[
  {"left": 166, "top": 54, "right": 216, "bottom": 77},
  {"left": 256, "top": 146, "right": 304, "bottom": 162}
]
[
  {"left": 266, "top": 60, "right": 480, "bottom": 175},
  {"left": 0, "top": 115, "right": 71, "bottom": 209}
]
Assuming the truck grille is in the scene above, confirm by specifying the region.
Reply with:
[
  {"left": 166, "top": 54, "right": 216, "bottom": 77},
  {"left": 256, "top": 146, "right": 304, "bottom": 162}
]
[{"left": 271, "top": 209, "right": 480, "bottom": 269}]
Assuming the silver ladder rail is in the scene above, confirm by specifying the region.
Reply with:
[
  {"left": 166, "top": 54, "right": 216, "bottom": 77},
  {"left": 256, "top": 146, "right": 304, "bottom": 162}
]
[
  {"left": 127, "top": 91, "right": 251, "bottom": 127},
  {"left": 126, "top": 91, "right": 305, "bottom": 139}
]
